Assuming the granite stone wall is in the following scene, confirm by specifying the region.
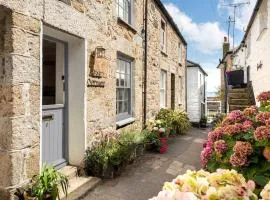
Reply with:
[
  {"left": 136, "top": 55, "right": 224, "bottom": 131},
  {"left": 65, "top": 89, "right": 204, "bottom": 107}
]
[{"left": 0, "top": 0, "right": 186, "bottom": 198}]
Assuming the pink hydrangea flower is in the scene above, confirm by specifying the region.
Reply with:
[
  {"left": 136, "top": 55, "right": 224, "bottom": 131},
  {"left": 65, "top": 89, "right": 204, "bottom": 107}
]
[
  {"left": 256, "top": 112, "right": 270, "bottom": 125},
  {"left": 201, "top": 140, "right": 213, "bottom": 168},
  {"left": 233, "top": 141, "right": 253, "bottom": 156},
  {"left": 228, "top": 110, "right": 245, "bottom": 122},
  {"left": 257, "top": 91, "right": 270, "bottom": 102},
  {"left": 214, "top": 140, "right": 227, "bottom": 155},
  {"left": 230, "top": 153, "right": 248, "bottom": 167},
  {"left": 223, "top": 124, "right": 242, "bottom": 135},
  {"left": 242, "top": 120, "right": 253, "bottom": 131},
  {"left": 208, "top": 127, "right": 223, "bottom": 142},
  {"left": 243, "top": 106, "right": 258, "bottom": 117},
  {"left": 254, "top": 126, "right": 270, "bottom": 141}
]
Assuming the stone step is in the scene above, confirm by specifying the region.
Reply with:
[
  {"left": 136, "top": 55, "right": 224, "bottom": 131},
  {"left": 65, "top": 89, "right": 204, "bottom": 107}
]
[
  {"left": 60, "top": 176, "right": 101, "bottom": 200},
  {"left": 228, "top": 88, "right": 248, "bottom": 93},
  {"left": 228, "top": 92, "right": 249, "bottom": 99},
  {"left": 59, "top": 165, "right": 78, "bottom": 180},
  {"left": 229, "top": 104, "right": 250, "bottom": 111},
  {"left": 228, "top": 98, "right": 252, "bottom": 105}
]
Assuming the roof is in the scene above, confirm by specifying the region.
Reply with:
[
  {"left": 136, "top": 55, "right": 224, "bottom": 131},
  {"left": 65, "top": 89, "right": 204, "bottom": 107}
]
[
  {"left": 187, "top": 60, "right": 208, "bottom": 76},
  {"left": 216, "top": 50, "right": 233, "bottom": 68},
  {"left": 154, "top": 0, "right": 187, "bottom": 46},
  {"left": 242, "top": 0, "right": 263, "bottom": 43}
]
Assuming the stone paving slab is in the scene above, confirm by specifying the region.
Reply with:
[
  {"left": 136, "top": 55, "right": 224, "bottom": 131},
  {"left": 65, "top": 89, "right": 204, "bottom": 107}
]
[{"left": 82, "top": 128, "right": 208, "bottom": 200}]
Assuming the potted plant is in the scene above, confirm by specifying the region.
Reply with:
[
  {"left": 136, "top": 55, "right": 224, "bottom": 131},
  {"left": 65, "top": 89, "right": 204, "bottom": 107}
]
[
  {"left": 199, "top": 116, "right": 207, "bottom": 128},
  {"left": 23, "top": 164, "right": 68, "bottom": 200}
]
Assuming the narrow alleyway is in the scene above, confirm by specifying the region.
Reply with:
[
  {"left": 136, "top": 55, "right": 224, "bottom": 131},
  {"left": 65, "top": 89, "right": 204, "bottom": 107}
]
[{"left": 82, "top": 127, "right": 208, "bottom": 200}]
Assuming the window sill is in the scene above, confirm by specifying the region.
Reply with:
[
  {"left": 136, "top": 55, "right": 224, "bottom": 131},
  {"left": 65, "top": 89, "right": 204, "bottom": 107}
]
[
  {"left": 161, "top": 50, "right": 168, "bottom": 57},
  {"left": 116, "top": 117, "right": 136, "bottom": 128},
  {"left": 117, "top": 17, "right": 137, "bottom": 34}
]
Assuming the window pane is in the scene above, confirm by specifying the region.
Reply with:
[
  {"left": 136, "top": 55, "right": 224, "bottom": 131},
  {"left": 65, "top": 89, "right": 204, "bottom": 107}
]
[
  {"left": 118, "top": 6, "right": 124, "bottom": 18},
  {"left": 125, "top": 62, "right": 131, "bottom": 74},
  {"left": 125, "top": 74, "right": 130, "bottom": 87},
  {"left": 120, "top": 74, "right": 125, "bottom": 87},
  {"left": 116, "top": 73, "right": 120, "bottom": 86},
  {"left": 120, "top": 61, "right": 125, "bottom": 73},
  {"left": 123, "top": 100, "right": 128, "bottom": 113},
  {"left": 124, "top": 88, "right": 129, "bottom": 100}
]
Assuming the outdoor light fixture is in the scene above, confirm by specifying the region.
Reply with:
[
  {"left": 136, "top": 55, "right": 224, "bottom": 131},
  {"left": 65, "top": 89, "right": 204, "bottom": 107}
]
[{"left": 95, "top": 46, "right": 106, "bottom": 58}]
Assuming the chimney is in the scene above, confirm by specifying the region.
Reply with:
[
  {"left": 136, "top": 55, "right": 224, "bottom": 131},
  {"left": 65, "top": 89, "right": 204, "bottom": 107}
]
[{"left": 223, "top": 36, "right": 230, "bottom": 57}]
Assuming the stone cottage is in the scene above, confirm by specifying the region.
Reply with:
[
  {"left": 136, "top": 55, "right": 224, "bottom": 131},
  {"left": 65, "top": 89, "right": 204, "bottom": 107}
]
[{"left": 0, "top": 0, "right": 187, "bottom": 198}]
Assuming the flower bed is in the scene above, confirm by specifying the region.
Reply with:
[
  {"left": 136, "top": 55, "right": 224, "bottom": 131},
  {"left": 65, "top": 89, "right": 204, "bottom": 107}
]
[
  {"left": 150, "top": 169, "right": 258, "bottom": 199},
  {"left": 201, "top": 91, "right": 270, "bottom": 191}
]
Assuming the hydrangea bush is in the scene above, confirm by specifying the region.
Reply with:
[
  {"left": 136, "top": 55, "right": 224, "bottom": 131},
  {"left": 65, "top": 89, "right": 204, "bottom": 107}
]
[
  {"left": 201, "top": 91, "right": 270, "bottom": 191},
  {"left": 149, "top": 169, "right": 258, "bottom": 200}
]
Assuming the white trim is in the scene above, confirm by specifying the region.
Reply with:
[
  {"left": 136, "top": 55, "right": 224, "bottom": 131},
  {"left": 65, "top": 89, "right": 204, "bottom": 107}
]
[
  {"left": 84, "top": 39, "right": 88, "bottom": 150},
  {"left": 39, "top": 21, "right": 43, "bottom": 172},
  {"left": 116, "top": 117, "right": 136, "bottom": 127}
]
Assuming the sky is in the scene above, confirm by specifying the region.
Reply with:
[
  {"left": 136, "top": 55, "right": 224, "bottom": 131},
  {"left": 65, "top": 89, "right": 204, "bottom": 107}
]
[{"left": 161, "top": 0, "right": 257, "bottom": 93}]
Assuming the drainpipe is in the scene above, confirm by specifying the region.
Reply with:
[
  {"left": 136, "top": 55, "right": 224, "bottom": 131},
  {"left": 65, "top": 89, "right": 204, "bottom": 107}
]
[
  {"left": 185, "top": 45, "right": 188, "bottom": 112},
  {"left": 142, "top": 0, "right": 148, "bottom": 129}
]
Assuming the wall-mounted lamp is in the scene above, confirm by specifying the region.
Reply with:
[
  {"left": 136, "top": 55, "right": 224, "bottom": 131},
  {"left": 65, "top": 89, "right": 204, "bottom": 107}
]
[
  {"left": 257, "top": 61, "right": 263, "bottom": 71},
  {"left": 95, "top": 46, "right": 106, "bottom": 58}
]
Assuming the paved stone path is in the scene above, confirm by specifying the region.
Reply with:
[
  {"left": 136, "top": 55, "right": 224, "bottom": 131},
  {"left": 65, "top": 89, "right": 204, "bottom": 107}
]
[{"left": 82, "top": 127, "right": 208, "bottom": 200}]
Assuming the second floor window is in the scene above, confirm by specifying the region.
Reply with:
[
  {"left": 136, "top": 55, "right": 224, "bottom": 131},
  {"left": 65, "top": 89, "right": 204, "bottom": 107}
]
[
  {"left": 116, "top": 0, "right": 131, "bottom": 24},
  {"left": 160, "top": 20, "right": 166, "bottom": 52}
]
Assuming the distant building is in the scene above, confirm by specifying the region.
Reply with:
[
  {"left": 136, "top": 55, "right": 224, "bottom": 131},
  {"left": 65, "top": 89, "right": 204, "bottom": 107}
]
[
  {"left": 217, "top": 0, "right": 270, "bottom": 113},
  {"left": 207, "top": 96, "right": 221, "bottom": 116},
  {"left": 187, "top": 60, "right": 208, "bottom": 123}
]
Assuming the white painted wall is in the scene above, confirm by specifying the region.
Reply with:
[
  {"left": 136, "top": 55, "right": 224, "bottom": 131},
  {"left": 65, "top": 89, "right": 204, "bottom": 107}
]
[
  {"left": 234, "top": 0, "right": 270, "bottom": 102},
  {"left": 187, "top": 67, "right": 207, "bottom": 123}
]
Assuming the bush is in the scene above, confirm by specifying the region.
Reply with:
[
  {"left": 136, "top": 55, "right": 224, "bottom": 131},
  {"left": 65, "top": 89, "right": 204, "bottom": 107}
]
[
  {"left": 201, "top": 91, "right": 270, "bottom": 192},
  {"left": 155, "top": 108, "right": 191, "bottom": 135},
  {"left": 143, "top": 129, "right": 161, "bottom": 152},
  {"left": 84, "top": 131, "right": 145, "bottom": 178},
  {"left": 21, "top": 164, "right": 68, "bottom": 200}
]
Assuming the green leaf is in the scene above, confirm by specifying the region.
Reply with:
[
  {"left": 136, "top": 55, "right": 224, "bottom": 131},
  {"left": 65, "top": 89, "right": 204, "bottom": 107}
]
[{"left": 253, "top": 175, "right": 269, "bottom": 187}]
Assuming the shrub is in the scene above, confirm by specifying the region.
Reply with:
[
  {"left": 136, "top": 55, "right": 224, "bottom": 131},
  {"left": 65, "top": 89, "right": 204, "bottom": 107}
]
[
  {"left": 143, "top": 129, "right": 161, "bottom": 152},
  {"left": 155, "top": 108, "right": 191, "bottom": 135},
  {"left": 201, "top": 91, "right": 270, "bottom": 192},
  {"left": 84, "top": 131, "right": 145, "bottom": 178},
  {"left": 23, "top": 164, "right": 68, "bottom": 200}
]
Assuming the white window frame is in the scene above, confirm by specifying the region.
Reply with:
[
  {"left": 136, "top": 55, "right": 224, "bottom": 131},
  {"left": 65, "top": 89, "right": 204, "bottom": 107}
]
[
  {"left": 160, "top": 70, "right": 167, "bottom": 108},
  {"left": 116, "top": 56, "right": 133, "bottom": 121},
  {"left": 160, "top": 19, "right": 167, "bottom": 52},
  {"left": 178, "top": 76, "right": 182, "bottom": 104},
  {"left": 116, "top": 0, "right": 132, "bottom": 24}
]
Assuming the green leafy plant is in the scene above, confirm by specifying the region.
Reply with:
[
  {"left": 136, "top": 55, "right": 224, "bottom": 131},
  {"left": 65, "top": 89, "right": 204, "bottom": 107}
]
[
  {"left": 143, "top": 130, "right": 161, "bottom": 152},
  {"left": 84, "top": 131, "right": 145, "bottom": 178},
  {"left": 25, "top": 164, "right": 68, "bottom": 200},
  {"left": 155, "top": 108, "right": 191, "bottom": 135}
]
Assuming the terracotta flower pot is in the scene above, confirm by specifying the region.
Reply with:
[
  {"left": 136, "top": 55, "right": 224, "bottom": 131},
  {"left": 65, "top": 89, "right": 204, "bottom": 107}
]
[{"left": 263, "top": 147, "right": 270, "bottom": 161}]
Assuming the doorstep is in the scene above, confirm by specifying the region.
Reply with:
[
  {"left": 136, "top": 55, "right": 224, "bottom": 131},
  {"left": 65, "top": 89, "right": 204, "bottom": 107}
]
[{"left": 59, "top": 166, "right": 101, "bottom": 200}]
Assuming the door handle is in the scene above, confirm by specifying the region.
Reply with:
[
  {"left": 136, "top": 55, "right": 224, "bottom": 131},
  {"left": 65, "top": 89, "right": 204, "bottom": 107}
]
[{"left": 43, "top": 115, "right": 54, "bottom": 121}]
